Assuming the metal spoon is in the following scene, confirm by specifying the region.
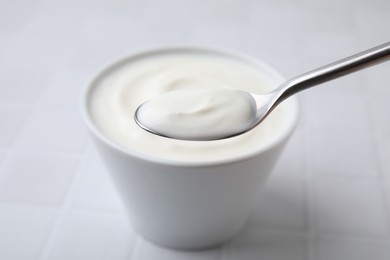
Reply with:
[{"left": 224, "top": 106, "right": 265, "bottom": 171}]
[{"left": 135, "top": 42, "right": 390, "bottom": 141}]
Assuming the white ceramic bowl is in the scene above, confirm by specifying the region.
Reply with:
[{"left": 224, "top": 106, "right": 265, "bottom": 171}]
[{"left": 81, "top": 47, "right": 299, "bottom": 250}]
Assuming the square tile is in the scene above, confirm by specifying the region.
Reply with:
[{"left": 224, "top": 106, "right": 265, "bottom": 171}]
[
  {"left": 351, "top": 0, "right": 390, "bottom": 10},
  {"left": 191, "top": 24, "right": 245, "bottom": 50},
  {"left": 312, "top": 177, "right": 389, "bottom": 237},
  {"left": 143, "top": 0, "right": 195, "bottom": 29},
  {"left": 0, "top": 0, "right": 40, "bottom": 36},
  {"left": 0, "top": 149, "right": 6, "bottom": 164},
  {"left": 307, "top": 126, "right": 379, "bottom": 179},
  {"left": 244, "top": 2, "right": 305, "bottom": 54},
  {"left": 94, "top": 0, "right": 149, "bottom": 19},
  {"left": 80, "top": 15, "right": 152, "bottom": 53},
  {"left": 61, "top": 41, "right": 130, "bottom": 82},
  {"left": 0, "top": 36, "right": 77, "bottom": 106},
  {"left": 0, "top": 150, "right": 79, "bottom": 207},
  {"left": 363, "top": 63, "right": 390, "bottom": 95},
  {"left": 249, "top": 174, "right": 308, "bottom": 231},
  {"left": 16, "top": 102, "right": 89, "bottom": 154},
  {"left": 192, "top": 0, "right": 252, "bottom": 27},
  {"left": 302, "top": 77, "right": 370, "bottom": 130},
  {"left": 384, "top": 180, "right": 390, "bottom": 218},
  {"left": 259, "top": 50, "right": 307, "bottom": 82},
  {"left": 365, "top": 64, "right": 390, "bottom": 139},
  {"left": 316, "top": 235, "right": 390, "bottom": 260},
  {"left": 297, "top": 96, "right": 317, "bottom": 131},
  {"left": 132, "top": 238, "right": 220, "bottom": 260},
  {"left": 0, "top": 105, "right": 30, "bottom": 146},
  {"left": 376, "top": 137, "right": 390, "bottom": 179},
  {"left": 303, "top": 1, "right": 355, "bottom": 35},
  {"left": 272, "top": 129, "right": 306, "bottom": 178},
  {"left": 14, "top": 0, "right": 90, "bottom": 44},
  {"left": 302, "top": 32, "right": 357, "bottom": 69},
  {"left": 38, "top": 66, "right": 92, "bottom": 107},
  {"left": 0, "top": 65, "right": 51, "bottom": 105},
  {"left": 0, "top": 205, "right": 56, "bottom": 260},
  {"left": 354, "top": 10, "right": 390, "bottom": 46},
  {"left": 223, "top": 229, "right": 307, "bottom": 260},
  {"left": 71, "top": 147, "right": 124, "bottom": 213},
  {"left": 0, "top": 35, "right": 14, "bottom": 58},
  {"left": 44, "top": 211, "right": 135, "bottom": 260}
]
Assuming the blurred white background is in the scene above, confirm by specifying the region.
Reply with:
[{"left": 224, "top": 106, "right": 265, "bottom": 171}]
[{"left": 0, "top": 0, "right": 389, "bottom": 259}]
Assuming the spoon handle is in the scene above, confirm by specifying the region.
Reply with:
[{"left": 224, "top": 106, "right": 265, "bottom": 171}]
[{"left": 277, "top": 42, "right": 390, "bottom": 103}]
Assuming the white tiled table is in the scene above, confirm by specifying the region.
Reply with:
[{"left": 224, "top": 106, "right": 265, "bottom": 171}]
[{"left": 1, "top": 0, "right": 389, "bottom": 259}]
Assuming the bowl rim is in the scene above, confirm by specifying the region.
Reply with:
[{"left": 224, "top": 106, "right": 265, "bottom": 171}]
[{"left": 80, "top": 45, "right": 299, "bottom": 167}]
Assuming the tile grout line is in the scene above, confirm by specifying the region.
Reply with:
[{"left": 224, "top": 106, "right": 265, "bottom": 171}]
[
  {"left": 371, "top": 151, "right": 390, "bottom": 238},
  {"left": 35, "top": 1, "right": 134, "bottom": 258},
  {"left": 1, "top": 0, "right": 99, "bottom": 159},
  {"left": 303, "top": 125, "right": 320, "bottom": 260},
  {"left": 37, "top": 146, "right": 89, "bottom": 260},
  {"left": 219, "top": 242, "right": 229, "bottom": 260},
  {"left": 303, "top": 55, "right": 390, "bottom": 260},
  {"left": 359, "top": 71, "right": 390, "bottom": 240},
  {"left": 125, "top": 236, "right": 142, "bottom": 260}
]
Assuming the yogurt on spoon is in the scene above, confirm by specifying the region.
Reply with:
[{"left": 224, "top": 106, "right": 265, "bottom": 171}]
[{"left": 135, "top": 88, "right": 257, "bottom": 141}]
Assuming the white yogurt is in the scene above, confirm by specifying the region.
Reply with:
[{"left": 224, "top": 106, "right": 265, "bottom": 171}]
[
  {"left": 88, "top": 50, "right": 288, "bottom": 162},
  {"left": 136, "top": 88, "right": 257, "bottom": 140}
]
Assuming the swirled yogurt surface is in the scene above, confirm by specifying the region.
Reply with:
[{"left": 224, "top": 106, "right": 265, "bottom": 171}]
[
  {"left": 136, "top": 88, "right": 257, "bottom": 140},
  {"left": 88, "top": 50, "right": 289, "bottom": 162}
]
